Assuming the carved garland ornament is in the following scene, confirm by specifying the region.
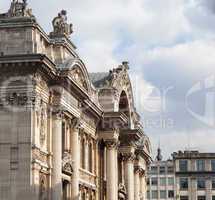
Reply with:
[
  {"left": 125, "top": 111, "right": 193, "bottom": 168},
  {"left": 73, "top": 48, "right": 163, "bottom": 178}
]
[{"left": 121, "top": 152, "right": 135, "bottom": 162}]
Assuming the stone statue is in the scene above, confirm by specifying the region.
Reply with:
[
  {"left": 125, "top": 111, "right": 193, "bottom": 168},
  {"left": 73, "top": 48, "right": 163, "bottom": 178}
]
[
  {"left": 118, "top": 183, "right": 126, "bottom": 200},
  {"left": 7, "top": 0, "right": 33, "bottom": 18},
  {"left": 51, "top": 10, "right": 73, "bottom": 37}
]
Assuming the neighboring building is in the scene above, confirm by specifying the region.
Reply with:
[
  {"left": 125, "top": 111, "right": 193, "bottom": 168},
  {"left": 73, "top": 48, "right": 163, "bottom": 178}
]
[
  {"left": 147, "top": 148, "right": 175, "bottom": 200},
  {"left": 147, "top": 150, "right": 215, "bottom": 200},
  {"left": 173, "top": 151, "right": 215, "bottom": 200},
  {"left": 0, "top": 1, "right": 151, "bottom": 200}
]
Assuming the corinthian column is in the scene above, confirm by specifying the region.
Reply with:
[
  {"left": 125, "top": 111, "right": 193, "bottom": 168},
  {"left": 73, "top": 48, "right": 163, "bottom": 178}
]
[
  {"left": 122, "top": 152, "right": 135, "bottom": 200},
  {"left": 105, "top": 140, "right": 118, "bottom": 200},
  {"left": 52, "top": 111, "right": 63, "bottom": 200},
  {"left": 71, "top": 118, "right": 81, "bottom": 200},
  {"left": 134, "top": 167, "right": 141, "bottom": 200},
  {"left": 139, "top": 171, "right": 146, "bottom": 200}
]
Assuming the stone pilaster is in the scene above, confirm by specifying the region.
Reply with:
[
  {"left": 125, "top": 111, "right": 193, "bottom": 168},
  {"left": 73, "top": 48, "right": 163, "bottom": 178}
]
[
  {"left": 99, "top": 129, "right": 119, "bottom": 200},
  {"left": 105, "top": 140, "right": 119, "bottom": 200},
  {"left": 122, "top": 151, "right": 135, "bottom": 200},
  {"left": 139, "top": 171, "right": 146, "bottom": 200},
  {"left": 52, "top": 111, "right": 63, "bottom": 200},
  {"left": 134, "top": 166, "right": 141, "bottom": 200},
  {"left": 70, "top": 118, "right": 81, "bottom": 200}
]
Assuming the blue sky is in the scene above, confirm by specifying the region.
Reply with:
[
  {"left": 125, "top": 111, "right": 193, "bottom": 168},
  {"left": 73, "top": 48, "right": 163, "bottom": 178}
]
[{"left": 2, "top": 0, "right": 215, "bottom": 159}]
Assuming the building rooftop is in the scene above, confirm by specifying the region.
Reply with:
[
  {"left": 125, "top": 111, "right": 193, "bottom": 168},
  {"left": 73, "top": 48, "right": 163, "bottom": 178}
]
[{"left": 172, "top": 150, "right": 215, "bottom": 159}]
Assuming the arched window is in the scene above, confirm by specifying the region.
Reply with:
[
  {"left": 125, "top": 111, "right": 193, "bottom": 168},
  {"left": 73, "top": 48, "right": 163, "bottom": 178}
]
[
  {"left": 62, "top": 121, "right": 66, "bottom": 154},
  {"left": 88, "top": 142, "right": 93, "bottom": 173},
  {"left": 80, "top": 137, "right": 85, "bottom": 169}
]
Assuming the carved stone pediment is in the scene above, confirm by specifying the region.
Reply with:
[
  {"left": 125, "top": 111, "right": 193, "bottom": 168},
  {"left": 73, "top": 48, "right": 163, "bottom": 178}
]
[
  {"left": 62, "top": 152, "right": 73, "bottom": 175},
  {"left": 69, "top": 66, "right": 88, "bottom": 90}
]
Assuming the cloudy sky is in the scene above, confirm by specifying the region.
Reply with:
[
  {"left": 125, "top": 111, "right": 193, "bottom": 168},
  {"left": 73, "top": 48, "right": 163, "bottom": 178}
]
[{"left": 1, "top": 0, "right": 215, "bottom": 159}]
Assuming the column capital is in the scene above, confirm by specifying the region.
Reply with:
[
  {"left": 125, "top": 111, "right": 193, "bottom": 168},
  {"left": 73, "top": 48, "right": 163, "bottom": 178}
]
[
  {"left": 71, "top": 117, "right": 82, "bottom": 131},
  {"left": 104, "top": 139, "right": 119, "bottom": 149},
  {"left": 134, "top": 166, "right": 145, "bottom": 175},
  {"left": 52, "top": 110, "right": 64, "bottom": 120},
  {"left": 122, "top": 152, "right": 135, "bottom": 162}
]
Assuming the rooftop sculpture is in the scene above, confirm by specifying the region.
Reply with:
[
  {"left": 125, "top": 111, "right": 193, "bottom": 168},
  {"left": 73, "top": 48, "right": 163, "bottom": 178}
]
[
  {"left": 7, "top": 0, "right": 33, "bottom": 18},
  {"left": 50, "top": 10, "right": 73, "bottom": 37}
]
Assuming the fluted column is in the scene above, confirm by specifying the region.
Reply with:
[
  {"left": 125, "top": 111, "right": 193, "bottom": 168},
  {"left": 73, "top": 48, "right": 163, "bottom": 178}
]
[
  {"left": 134, "top": 167, "right": 141, "bottom": 200},
  {"left": 123, "top": 153, "right": 135, "bottom": 200},
  {"left": 105, "top": 140, "right": 118, "bottom": 200},
  {"left": 71, "top": 118, "right": 81, "bottom": 200},
  {"left": 139, "top": 172, "right": 146, "bottom": 200},
  {"left": 52, "top": 111, "right": 63, "bottom": 200}
]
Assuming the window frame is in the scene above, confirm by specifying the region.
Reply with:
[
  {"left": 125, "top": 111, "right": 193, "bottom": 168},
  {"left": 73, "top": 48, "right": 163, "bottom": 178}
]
[
  {"left": 180, "top": 177, "right": 188, "bottom": 190},
  {"left": 179, "top": 160, "right": 188, "bottom": 172}
]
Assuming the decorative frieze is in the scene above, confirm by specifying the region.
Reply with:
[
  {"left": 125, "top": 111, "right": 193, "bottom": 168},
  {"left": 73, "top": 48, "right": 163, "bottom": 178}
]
[{"left": 104, "top": 140, "right": 119, "bottom": 149}]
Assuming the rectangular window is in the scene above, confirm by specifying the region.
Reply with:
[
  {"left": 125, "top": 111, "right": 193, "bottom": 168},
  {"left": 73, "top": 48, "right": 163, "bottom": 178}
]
[
  {"left": 180, "top": 196, "right": 188, "bottom": 200},
  {"left": 168, "top": 177, "right": 174, "bottom": 185},
  {"left": 167, "top": 166, "right": 174, "bottom": 173},
  {"left": 160, "top": 190, "right": 166, "bottom": 199},
  {"left": 179, "top": 160, "right": 188, "bottom": 172},
  {"left": 196, "top": 160, "right": 205, "bottom": 171},
  {"left": 211, "top": 160, "right": 215, "bottom": 171},
  {"left": 147, "top": 178, "right": 150, "bottom": 185},
  {"left": 151, "top": 166, "right": 158, "bottom": 174},
  {"left": 160, "top": 166, "right": 166, "bottom": 174},
  {"left": 151, "top": 177, "right": 158, "bottom": 186},
  {"left": 197, "top": 196, "right": 206, "bottom": 200},
  {"left": 180, "top": 177, "right": 188, "bottom": 190},
  {"left": 212, "top": 179, "right": 215, "bottom": 189},
  {"left": 197, "top": 178, "right": 205, "bottom": 190},
  {"left": 152, "top": 190, "right": 158, "bottom": 199},
  {"left": 160, "top": 178, "right": 166, "bottom": 186},
  {"left": 212, "top": 196, "right": 215, "bottom": 200},
  {"left": 147, "top": 190, "right": 150, "bottom": 199},
  {"left": 168, "top": 190, "right": 174, "bottom": 198}
]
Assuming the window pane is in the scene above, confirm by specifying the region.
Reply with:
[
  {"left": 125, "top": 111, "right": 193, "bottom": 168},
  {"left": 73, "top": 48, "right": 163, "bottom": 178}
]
[
  {"left": 160, "top": 166, "right": 166, "bottom": 174},
  {"left": 212, "top": 196, "right": 215, "bottom": 200},
  {"left": 151, "top": 166, "right": 158, "bottom": 174},
  {"left": 197, "top": 196, "right": 206, "bottom": 200},
  {"left": 160, "top": 178, "right": 166, "bottom": 186},
  {"left": 152, "top": 190, "right": 158, "bottom": 199},
  {"left": 151, "top": 178, "right": 158, "bottom": 185},
  {"left": 167, "top": 166, "right": 174, "bottom": 173},
  {"left": 180, "top": 196, "right": 189, "bottom": 200},
  {"left": 179, "top": 160, "right": 188, "bottom": 172},
  {"left": 180, "top": 178, "right": 188, "bottom": 190},
  {"left": 168, "top": 177, "right": 174, "bottom": 185},
  {"left": 147, "top": 191, "right": 150, "bottom": 198},
  {"left": 168, "top": 190, "right": 174, "bottom": 198},
  {"left": 211, "top": 160, "right": 215, "bottom": 171},
  {"left": 196, "top": 160, "right": 205, "bottom": 171},
  {"left": 197, "top": 178, "right": 205, "bottom": 189},
  {"left": 160, "top": 190, "right": 166, "bottom": 199},
  {"left": 212, "top": 179, "right": 215, "bottom": 189}
]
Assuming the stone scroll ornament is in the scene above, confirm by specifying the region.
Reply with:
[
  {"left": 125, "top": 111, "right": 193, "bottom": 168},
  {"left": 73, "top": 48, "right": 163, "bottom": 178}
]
[{"left": 51, "top": 10, "right": 73, "bottom": 37}]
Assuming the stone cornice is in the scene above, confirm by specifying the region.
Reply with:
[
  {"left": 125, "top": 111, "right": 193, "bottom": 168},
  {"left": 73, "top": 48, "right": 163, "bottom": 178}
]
[
  {"left": 101, "top": 111, "right": 129, "bottom": 130},
  {"left": 119, "top": 129, "right": 142, "bottom": 147}
]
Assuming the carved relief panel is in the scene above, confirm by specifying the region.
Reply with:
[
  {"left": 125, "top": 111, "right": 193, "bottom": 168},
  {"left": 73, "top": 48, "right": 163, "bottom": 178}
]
[{"left": 39, "top": 173, "right": 49, "bottom": 200}]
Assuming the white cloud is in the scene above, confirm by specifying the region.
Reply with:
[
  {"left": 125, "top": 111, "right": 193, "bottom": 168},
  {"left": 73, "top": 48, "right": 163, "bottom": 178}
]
[
  {"left": 150, "top": 129, "right": 215, "bottom": 159},
  {"left": 1, "top": 0, "right": 215, "bottom": 158}
]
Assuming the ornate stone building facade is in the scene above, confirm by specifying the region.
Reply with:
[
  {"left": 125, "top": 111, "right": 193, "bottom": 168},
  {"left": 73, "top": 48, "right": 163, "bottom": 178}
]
[{"left": 0, "top": 1, "right": 151, "bottom": 200}]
